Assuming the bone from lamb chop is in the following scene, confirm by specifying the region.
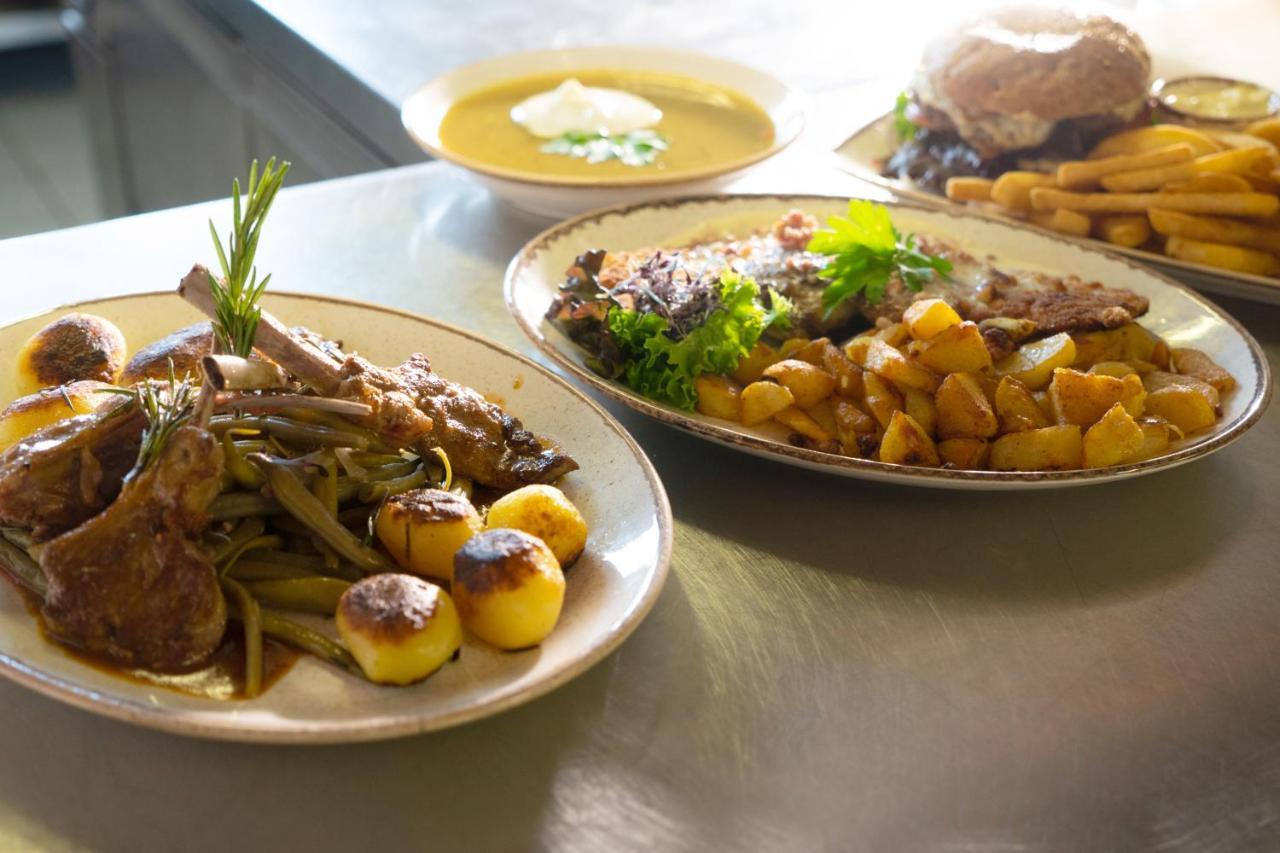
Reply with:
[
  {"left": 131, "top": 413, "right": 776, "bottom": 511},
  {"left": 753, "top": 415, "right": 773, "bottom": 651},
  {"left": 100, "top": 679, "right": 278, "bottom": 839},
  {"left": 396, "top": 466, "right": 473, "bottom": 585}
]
[
  {"left": 179, "top": 265, "right": 578, "bottom": 489},
  {"left": 38, "top": 422, "right": 226, "bottom": 670},
  {"left": 0, "top": 401, "right": 146, "bottom": 542}
]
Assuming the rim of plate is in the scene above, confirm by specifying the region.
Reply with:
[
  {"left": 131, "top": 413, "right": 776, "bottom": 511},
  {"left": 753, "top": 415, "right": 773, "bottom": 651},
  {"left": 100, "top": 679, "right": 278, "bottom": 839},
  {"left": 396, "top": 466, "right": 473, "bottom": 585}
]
[
  {"left": 401, "top": 45, "right": 805, "bottom": 189},
  {"left": 0, "top": 291, "right": 673, "bottom": 743},
  {"left": 505, "top": 192, "right": 1273, "bottom": 486},
  {"left": 834, "top": 111, "right": 1280, "bottom": 294}
]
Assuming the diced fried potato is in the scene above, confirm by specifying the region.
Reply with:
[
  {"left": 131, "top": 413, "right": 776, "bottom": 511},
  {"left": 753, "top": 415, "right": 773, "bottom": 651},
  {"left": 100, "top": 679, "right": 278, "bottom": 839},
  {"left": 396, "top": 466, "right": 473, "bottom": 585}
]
[
  {"left": 1088, "top": 125, "right": 1223, "bottom": 160},
  {"left": 995, "top": 332, "right": 1077, "bottom": 391},
  {"left": 1116, "top": 323, "right": 1169, "bottom": 369},
  {"left": 945, "top": 176, "right": 994, "bottom": 203},
  {"left": 1088, "top": 361, "right": 1138, "bottom": 378},
  {"left": 805, "top": 398, "right": 839, "bottom": 436},
  {"left": 740, "top": 380, "right": 794, "bottom": 426},
  {"left": 863, "top": 339, "right": 940, "bottom": 393},
  {"left": 995, "top": 376, "right": 1050, "bottom": 433},
  {"left": 777, "top": 338, "right": 811, "bottom": 360},
  {"left": 1071, "top": 329, "right": 1125, "bottom": 368},
  {"left": 762, "top": 359, "right": 837, "bottom": 409},
  {"left": 990, "top": 425, "right": 1083, "bottom": 471},
  {"left": 694, "top": 375, "right": 742, "bottom": 420},
  {"left": 843, "top": 336, "right": 872, "bottom": 367},
  {"left": 902, "top": 298, "right": 962, "bottom": 341},
  {"left": 1082, "top": 403, "right": 1145, "bottom": 468},
  {"left": 902, "top": 387, "right": 937, "bottom": 437},
  {"left": 1120, "top": 373, "right": 1147, "bottom": 418},
  {"left": 878, "top": 411, "right": 940, "bottom": 467},
  {"left": 774, "top": 406, "right": 832, "bottom": 444},
  {"left": 861, "top": 372, "right": 903, "bottom": 430},
  {"left": 874, "top": 322, "right": 910, "bottom": 347},
  {"left": 910, "top": 321, "right": 993, "bottom": 374},
  {"left": 937, "top": 438, "right": 990, "bottom": 470},
  {"left": 821, "top": 344, "right": 863, "bottom": 398},
  {"left": 731, "top": 342, "right": 781, "bottom": 385},
  {"left": 936, "top": 373, "right": 998, "bottom": 439},
  {"left": 789, "top": 337, "right": 832, "bottom": 366},
  {"left": 1143, "top": 370, "right": 1220, "bottom": 410},
  {"left": 1143, "top": 386, "right": 1216, "bottom": 434},
  {"left": 1132, "top": 419, "right": 1178, "bottom": 461},
  {"left": 833, "top": 399, "right": 876, "bottom": 455},
  {"left": 991, "top": 171, "right": 1057, "bottom": 210},
  {"left": 1047, "top": 368, "right": 1127, "bottom": 428},
  {"left": 1170, "top": 347, "right": 1236, "bottom": 392}
]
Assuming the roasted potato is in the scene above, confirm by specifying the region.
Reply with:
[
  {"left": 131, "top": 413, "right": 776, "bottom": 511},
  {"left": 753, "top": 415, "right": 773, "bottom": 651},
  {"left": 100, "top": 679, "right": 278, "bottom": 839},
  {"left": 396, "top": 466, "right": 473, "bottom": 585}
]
[
  {"left": 1047, "top": 368, "right": 1127, "bottom": 429},
  {"left": 862, "top": 339, "right": 940, "bottom": 393},
  {"left": 740, "top": 380, "right": 794, "bottom": 426},
  {"left": 16, "top": 312, "right": 126, "bottom": 396},
  {"left": 336, "top": 573, "right": 462, "bottom": 685},
  {"left": 990, "top": 425, "right": 1083, "bottom": 471},
  {"left": 937, "top": 438, "right": 990, "bottom": 470},
  {"left": 453, "top": 529, "right": 565, "bottom": 650},
  {"left": 485, "top": 484, "right": 588, "bottom": 567},
  {"left": 820, "top": 344, "right": 863, "bottom": 398},
  {"left": 730, "top": 342, "right": 780, "bottom": 385},
  {"left": 902, "top": 387, "right": 937, "bottom": 437},
  {"left": 910, "top": 321, "right": 993, "bottom": 374},
  {"left": 762, "top": 359, "right": 837, "bottom": 409},
  {"left": 860, "top": 371, "right": 903, "bottom": 430},
  {"left": 995, "top": 332, "right": 1076, "bottom": 390},
  {"left": 118, "top": 322, "right": 214, "bottom": 385},
  {"left": 902, "top": 298, "right": 962, "bottom": 341},
  {"left": 935, "top": 373, "right": 998, "bottom": 439},
  {"left": 0, "top": 380, "right": 115, "bottom": 452},
  {"left": 995, "top": 376, "right": 1050, "bottom": 433},
  {"left": 375, "top": 488, "right": 483, "bottom": 583},
  {"left": 694, "top": 375, "right": 742, "bottom": 420},
  {"left": 878, "top": 411, "right": 939, "bottom": 467},
  {"left": 1082, "top": 403, "right": 1145, "bottom": 468},
  {"left": 1170, "top": 348, "right": 1235, "bottom": 392},
  {"left": 1143, "top": 371, "right": 1219, "bottom": 410},
  {"left": 1143, "top": 386, "right": 1216, "bottom": 434},
  {"left": 774, "top": 406, "right": 833, "bottom": 445}
]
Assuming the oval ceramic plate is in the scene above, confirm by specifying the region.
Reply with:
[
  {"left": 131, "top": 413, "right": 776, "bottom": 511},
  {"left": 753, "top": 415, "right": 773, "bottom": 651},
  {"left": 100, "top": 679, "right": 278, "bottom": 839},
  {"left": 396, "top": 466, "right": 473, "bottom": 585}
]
[
  {"left": 833, "top": 112, "right": 1280, "bottom": 306},
  {"left": 506, "top": 194, "right": 1271, "bottom": 489},
  {"left": 401, "top": 46, "right": 804, "bottom": 219},
  {"left": 0, "top": 293, "right": 671, "bottom": 742}
]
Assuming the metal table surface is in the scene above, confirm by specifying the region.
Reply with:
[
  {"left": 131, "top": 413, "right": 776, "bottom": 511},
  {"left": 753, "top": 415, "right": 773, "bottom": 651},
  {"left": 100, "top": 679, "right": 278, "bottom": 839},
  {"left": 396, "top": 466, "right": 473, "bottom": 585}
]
[{"left": 0, "top": 153, "right": 1278, "bottom": 851}]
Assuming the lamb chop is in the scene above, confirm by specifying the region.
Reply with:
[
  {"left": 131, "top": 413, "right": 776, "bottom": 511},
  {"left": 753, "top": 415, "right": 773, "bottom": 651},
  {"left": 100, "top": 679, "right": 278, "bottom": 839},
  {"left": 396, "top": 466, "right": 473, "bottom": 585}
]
[
  {"left": 37, "top": 396, "right": 227, "bottom": 670},
  {"left": 0, "top": 401, "right": 146, "bottom": 542},
  {"left": 179, "top": 264, "right": 578, "bottom": 490}
]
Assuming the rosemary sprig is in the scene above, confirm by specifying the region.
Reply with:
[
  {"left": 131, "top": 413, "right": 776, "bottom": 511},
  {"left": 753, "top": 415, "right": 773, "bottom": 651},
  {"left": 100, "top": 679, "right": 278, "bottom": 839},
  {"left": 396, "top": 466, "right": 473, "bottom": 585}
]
[
  {"left": 208, "top": 158, "right": 291, "bottom": 357},
  {"left": 127, "top": 365, "right": 199, "bottom": 481}
]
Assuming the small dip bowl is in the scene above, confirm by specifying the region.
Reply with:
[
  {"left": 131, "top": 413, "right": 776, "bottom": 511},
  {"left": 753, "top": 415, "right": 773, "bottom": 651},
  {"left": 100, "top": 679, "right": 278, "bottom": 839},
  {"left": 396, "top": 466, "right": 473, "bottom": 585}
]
[
  {"left": 1151, "top": 75, "right": 1280, "bottom": 129},
  {"left": 401, "top": 46, "right": 805, "bottom": 219}
]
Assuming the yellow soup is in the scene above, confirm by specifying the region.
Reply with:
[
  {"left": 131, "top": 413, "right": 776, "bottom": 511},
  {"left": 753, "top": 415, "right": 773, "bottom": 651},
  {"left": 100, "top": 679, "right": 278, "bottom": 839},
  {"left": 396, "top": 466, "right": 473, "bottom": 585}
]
[{"left": 438, "top": 69, "right": 776, "bottom": 182}]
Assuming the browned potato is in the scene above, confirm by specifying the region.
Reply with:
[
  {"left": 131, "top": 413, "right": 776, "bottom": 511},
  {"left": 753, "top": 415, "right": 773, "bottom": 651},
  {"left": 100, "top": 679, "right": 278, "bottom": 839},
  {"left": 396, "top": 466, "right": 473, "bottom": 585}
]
[
  {"left": 910, "top": 321, "right": 993, "bottom": 374},
  {"left": 1082, "top": 403, "right": 1145, "bottom": 468},
  {"left": 1142, "top": 371, "right": 1219, "bottom": 410},
  {"left": 1133, "top": 418, "right": 1180, "bottom": 461},
  {"left": 1070, "top": 329, "right": 1125, "bottom": 368},
  {"left": 805, "top": 399, "right": 839, "bottom": 436},
  {"left": 878, "top": 411, "right": 939, "bottom": 467},
  {"left": 902, "top": 388, "right": 937, "bottom": 437},
  {"left": 375, "top": 488, "right": 483, "bottom": 583},
  {"left": 762, "top": 359, "right": 837, "bottom": 409},
  {"left": 1119, "top": 373, "right": 1147, "bottom": 418},
  {"left": 118, "top": 322, "right": 215, "bottom": 385},
  {"left": 740, "top": 381, "right": 794, "bottom": 426},
  {"left": 902, "top": 298, "right": 962, "bottom": 340},
  {"left": 862, "top": 339, "right": 940, "bottom": 393},
  {"left": 833, "top": 399, "right": 876, "bottom": 456},
  {"left": 874, "top": 322, "right": 910, "bottom": 347},
  {"left": 485, "top": 484, "right": 588, "bottom": 567},
  {"left": 787, "top": 337, "right": 831, "bottom": 366},
  {"left": 936, "top": 373, "right": 998, "bottom": 440},
  {"left": 995, "top": 332, "right": 1076, "bottom": 390},
  {"left": 16, "top": 313, "right": 126, "bottom": 395},
  {"left": 1170, "top": 348, "right": 1235, "bottom": 392},
  {"left": 937, "top": 438, "right": 990, "bottom": 470},
  {"left": 453, "top": 529, "right": 565, "bottom": 650},
  {"left": 1116, "top": 324, "right": 1169, "bottom": 368},
  {"left": 336, "top": 574, "right": 463, "bottom": 685},
  {"left": 990, "top": 425, "right": 1083, "bottom": 471},
  {"left": 861, "top": 372, "right": 903, "bottom": 430},
  {"left": 0, "top": 380, "right": 116, "bottom": 451},
  {"left": 821, "top": 345, "right": 863, "bottom": 398},
  {"left": 774, "top": 406, "right": 832, "bottom": 445},
  {"left": 995, "top": 376, "right": 1050, "bottom": 433},
  {"left": 694, "top": 375, "right": 742, "bottom": 420},
  {"left": 1047, "top": 368, "right": 1127, "bottom": 428},
  {"left": 731, "top": 342, "right": 780, "bottom": 385},
  {"left": 1144, "top": 386, "right": 1216, "bottom": 434}
]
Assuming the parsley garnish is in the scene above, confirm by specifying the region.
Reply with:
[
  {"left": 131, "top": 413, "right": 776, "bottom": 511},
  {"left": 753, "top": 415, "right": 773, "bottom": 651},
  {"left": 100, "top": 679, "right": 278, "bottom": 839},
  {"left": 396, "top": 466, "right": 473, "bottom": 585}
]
[
  {"left": 893, "top": 91, "right": 919, "bottom": 142},
  {"left": 806, "top": 200, "right": 952, "bottom": 317},
  {"left": 542, "top": 129, "right": 669, "bottom": 167}
]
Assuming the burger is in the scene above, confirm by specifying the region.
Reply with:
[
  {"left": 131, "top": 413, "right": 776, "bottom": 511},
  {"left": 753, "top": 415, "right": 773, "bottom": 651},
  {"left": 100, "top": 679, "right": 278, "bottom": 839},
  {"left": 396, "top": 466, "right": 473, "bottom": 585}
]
[{"left": 884, "top": 6, "right": 1152, "bottom": 193}]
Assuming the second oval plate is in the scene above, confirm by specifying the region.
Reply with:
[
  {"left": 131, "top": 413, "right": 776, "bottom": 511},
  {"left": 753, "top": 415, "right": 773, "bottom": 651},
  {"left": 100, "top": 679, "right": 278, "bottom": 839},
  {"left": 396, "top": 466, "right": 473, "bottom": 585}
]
[{"left": 506, "top": 194, "right": 1271, "bottom": 490}]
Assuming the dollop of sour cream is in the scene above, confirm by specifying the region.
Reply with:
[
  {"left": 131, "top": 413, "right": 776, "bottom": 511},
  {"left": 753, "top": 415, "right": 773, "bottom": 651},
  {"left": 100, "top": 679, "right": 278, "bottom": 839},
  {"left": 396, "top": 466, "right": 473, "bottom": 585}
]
[{"left": 510, "top": 78, "right": 662, "bottom": 139}]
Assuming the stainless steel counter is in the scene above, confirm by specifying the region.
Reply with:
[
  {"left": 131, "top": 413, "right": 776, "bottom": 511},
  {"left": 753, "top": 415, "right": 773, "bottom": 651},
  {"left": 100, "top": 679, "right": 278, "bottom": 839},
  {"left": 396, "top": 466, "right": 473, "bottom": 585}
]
[{"left": 0, "top": 155, "right": 1277, "bottom": 851}]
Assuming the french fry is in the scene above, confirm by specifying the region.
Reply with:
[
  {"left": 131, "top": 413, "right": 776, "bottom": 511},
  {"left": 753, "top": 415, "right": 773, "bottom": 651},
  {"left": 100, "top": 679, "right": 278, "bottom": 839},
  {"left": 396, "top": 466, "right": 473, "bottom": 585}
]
[
  {"left": 990, "top": 171, "right": 1056, "bottom": 210},
  {"left": 1088, "top": 125, "right": 1223, "bottom": 159},
  {"left": 1094, "top": 214, "right": 1151, "bottom": 248},
  {"left": 1205, "top": 130, "right": 1277, "bottom": 152},
  {"left": 1244, "top": 117, "right": 1280, "bottom": 147},
  {"left": 945, "top": 177, "right": 994, "bottom": 203},
  {"left": 1165, "top": 235, "right": 1280, "bottom": 276},
  {"left": 1056, "top": 143, "right": 1193, "bottom": 189},
  {"left": 1100, "top": 162, "right": 1195, "bottom": 192},
  {"left": 1191, "top": 146, "right": 1271, "bottom": 176},
  {"left": 1148, "top": 208, "right": 1280, "bottom": 253},
  {"left": 1163, "top": 173, "right": 1252, "bottom": 193},
  {"left": 1029, "top": 208, "right": 1091, "bottom": 237},
  {"left": 1029, "top": 188, "right": 1280, "bottom": 217}
]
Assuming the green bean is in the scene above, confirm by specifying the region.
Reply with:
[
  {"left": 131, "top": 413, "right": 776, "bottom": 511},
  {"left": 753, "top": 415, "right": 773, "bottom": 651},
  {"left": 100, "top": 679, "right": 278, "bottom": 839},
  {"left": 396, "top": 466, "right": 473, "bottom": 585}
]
[
  {"left": 222, "top": 430, "right": 265, "bottom": 489},
  {"left": 219, "top": 535, "right": 284, "bottom": 577},
  {"left": 0, "top": 534, "right": 46, "bottom": 598},
  {"left": 311, "top": 458, "right": 342, "bottom": 572},
  {"left": 361, "top": 460, "right": 420, "bottom": 483},
  {"left": 210, "top": 492, "right": 282, "bottom": 520},
  {"left": 248, "top": 454, "right": 393, "bottom": 574},
  {"left": 258, "top": 607, "right": 360, "bottom": 675},
  {"left": 227, "top": 559, "right": 318, "bottom": 581},
  {"left": 281, "top": 408, "right": 393, "bottom": 452},
  {"left": 211, "top": 517, "right": 266, "bottom": 563},
  {"left": 338, "top": 504, "right": 377, "bottom": 529},
  {"left": 358, "top": 464, "right": 429, "bottom": 503},
  {"left": 243, "top": 548, "right": 361, "bottom": 582},
  {"left": 210, "top": 415, "right": 370, "bottom": 450},
  {"left": 253, "top": 549, "right": 328, "bottom": 569},
  {"left": 241, "top": 577, "right": 350, "bottom": 614},
  {"left": 220, "top": 577, "right": 263, "bottom": 698}
]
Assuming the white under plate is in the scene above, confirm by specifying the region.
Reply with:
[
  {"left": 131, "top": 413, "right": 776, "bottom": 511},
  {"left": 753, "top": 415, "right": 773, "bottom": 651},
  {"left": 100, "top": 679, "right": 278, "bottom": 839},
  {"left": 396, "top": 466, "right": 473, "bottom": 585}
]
[
  {"left": 0, "top": 293, "right": 672, "bottom": 742},
  {"left": 505, "top": 194, "right": 1271, "bottom": 489},
  {"left": 834, "top": 112, "right": 1280, "bottom": 306}
]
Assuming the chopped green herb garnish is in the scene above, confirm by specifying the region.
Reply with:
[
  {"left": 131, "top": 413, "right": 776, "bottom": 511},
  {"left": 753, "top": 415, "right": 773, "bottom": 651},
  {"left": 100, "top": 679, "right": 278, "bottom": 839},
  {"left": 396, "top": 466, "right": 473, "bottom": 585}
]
[
  {"left": 542, "top": 129, "right": 669, "bottom": 167},
  {"left": 762, "top": 287, "right": 794, "bottom": 334},
  {"left": 807, "top": 200, "right": 952, "bottom": 316},
  {"left": 893, "top": 91, "right": 919, "bottom": 142},
  {"left": 208, "top": 157, "right": 290, "bottom": 357}
]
